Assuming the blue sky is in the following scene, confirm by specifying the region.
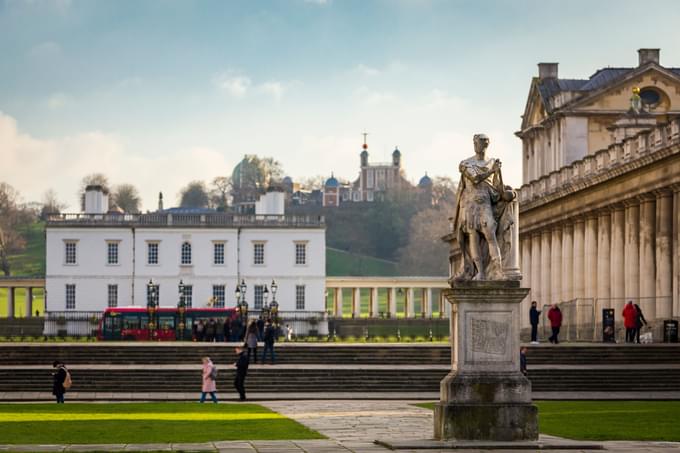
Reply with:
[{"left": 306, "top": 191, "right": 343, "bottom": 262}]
[{"left": 2, "top": 0, "right": 680, "bottom": 210}]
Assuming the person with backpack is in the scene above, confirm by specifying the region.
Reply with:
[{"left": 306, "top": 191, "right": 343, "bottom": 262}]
[
  {"left": 634, "top": 304, "right": 648, "bottom": 344},
  {"left": 261, "top": 320, "right": 276, "bottom": 364},
  {"left": 199, "top": 356, "right": 218, "bottom": 403},
  {"left": 52, "top": 361, "right": 70, "bottom": 403}
]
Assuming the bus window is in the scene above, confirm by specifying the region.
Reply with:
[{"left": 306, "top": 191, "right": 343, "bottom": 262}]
[
  {"left": 159, "top": 315, "right": 176, "bottom": 330},
  {"left": 123, "top": 315, "right": 142, "bottom": 330}
]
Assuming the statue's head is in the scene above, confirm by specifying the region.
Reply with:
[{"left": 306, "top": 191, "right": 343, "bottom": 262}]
[
  {"left": 473, "top": 134, "right": 489, "bottom": 155},
  {"left": 632, "top": 86, "right": 641, "bottom": 95}
]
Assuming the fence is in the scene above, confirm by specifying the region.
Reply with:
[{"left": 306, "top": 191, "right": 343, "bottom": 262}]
[
  {"left": 44, "top": 311, "right": 103, "bottom": 337},
  {"left": 326, "top": 316, "right": 449, "bottom": 340},
  {"left": 245, "top": 310, "right": 329, "bottom": 337}
]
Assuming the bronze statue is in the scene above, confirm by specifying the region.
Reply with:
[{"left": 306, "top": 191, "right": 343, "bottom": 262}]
[{"left": 451, "top": 134, "right": 516, "bottom": 282}]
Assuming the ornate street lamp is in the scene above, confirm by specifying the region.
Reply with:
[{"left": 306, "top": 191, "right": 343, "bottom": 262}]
[
  {"left": 146, "top": 279, "right": 158, "bottom": 341},
  {"left": 262, "top": 284, "right": 270, "bottom": 319},
  {"left": 177, "top": 280, "right": 186, "bottom": 341},
  {"left": 237, "top": 279, "right": 248, "bottom": 323},
  {"left": 269, "top": 279, "right": 279, "bottom": 323}
]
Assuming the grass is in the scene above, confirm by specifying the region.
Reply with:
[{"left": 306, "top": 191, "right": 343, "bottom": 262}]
[
  {"left": 326, "top": 247, "right": 398, "bottom": 277},
  {"left": 6, "top": 221, "right": 45, "bottom": 276},
  {"left": 0, "top": 402, "right": 324, "bottom": 444},
  {"left": 414, "top": 401, "right": 680, "bottom": 442},
  {"left": 0, "top": 288, "right": 45, "bottom": 317}
]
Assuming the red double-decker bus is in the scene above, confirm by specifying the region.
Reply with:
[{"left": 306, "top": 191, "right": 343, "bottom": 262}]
[{"left": 98, "top": 306, "right": 239, "bottom": 341}]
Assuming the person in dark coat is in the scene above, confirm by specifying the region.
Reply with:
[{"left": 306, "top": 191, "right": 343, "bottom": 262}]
[
  {"left": 52, "top": 361, "right": 68, "bottom": 403},
  {"left": 634, "top": 304, "right": 648, "bottom": 344},
  {"left": 205, "top": 318, "right": 217, "bottom": 342},
  {"left": 223, "top": 318, "right": 231, "bottom": 343},
  {"left": 261, "top": 320, "right": 276, "bottom": 364},
  {"left": 529, "top": 301, "right": 541, "bottom": 344},
  {"left": 245, "top": 321, "right": 258, "bottom": 364},
  {"left": 233, "top": 347, "right": 249, "bottom": 401},
  {"left": 547, "top": 304, "right": 562, "bottom": 344},
  {"left": 256, "top": 316, "right": 265, "bottom": 341}
]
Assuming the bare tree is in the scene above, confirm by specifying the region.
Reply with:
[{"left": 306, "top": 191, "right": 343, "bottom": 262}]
[
  {"left": 431, "top": 176, "right": 457, "bottom": 206},
  {"left": 112, "top": 184, "right": 142, "bottom": 213},
  {"left": 210, "top": 176, "right": 232, "bottom": 211},
  {"left": 300, "top": 175, "right": 326, "bottom": 190},
  {"left": 40, "top": 189, "right": 67, "bottom": 219},
  {"left": 0, "top": 183, "right": 29, "bottom": 276},
  {"left": 179, "top": 180, "right": 210, "bottom": 209}
]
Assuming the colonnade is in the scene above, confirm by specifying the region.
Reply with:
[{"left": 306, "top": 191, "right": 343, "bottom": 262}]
[
  {"left": 519, "top": 187, "right": 680, "bottom": 328},
  {"left": 325, "top": 277, "right": 451, "bottom": 318},
  {"left": 0, "top": 278, "right": 46, "bottom": 318}
]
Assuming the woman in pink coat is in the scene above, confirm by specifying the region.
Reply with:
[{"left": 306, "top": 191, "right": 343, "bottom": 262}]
[{"left": 199, "top": 356, "right": 218, "bottom": 403}]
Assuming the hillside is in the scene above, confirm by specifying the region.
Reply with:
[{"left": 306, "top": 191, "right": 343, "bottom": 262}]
[{"left": 5, "top": 222, "right": 45, "bottom": 276}]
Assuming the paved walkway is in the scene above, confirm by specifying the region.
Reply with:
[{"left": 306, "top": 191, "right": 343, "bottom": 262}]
[{"left": 2, "top": 400, "right": 680, "bottom": 452}]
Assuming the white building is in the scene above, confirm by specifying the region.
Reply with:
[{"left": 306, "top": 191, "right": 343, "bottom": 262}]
[{"left": 45, "top": 187, "right": 326, "bottom": 313}]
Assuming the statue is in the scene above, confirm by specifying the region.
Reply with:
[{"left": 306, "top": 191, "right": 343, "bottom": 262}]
[
  {"left": 451, "top": 134, "right": 517, "bottom": 282},
  {"left": 629, "top": 86, "right": 642, "bottom": 114}
]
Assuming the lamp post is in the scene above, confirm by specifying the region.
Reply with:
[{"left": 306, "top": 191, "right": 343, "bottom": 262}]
[
  {"left": 270, "top": 279, "right": 279, "bottom": 324},
  {"left": 177, "top": 280, "right": 186, "bottom": 341},
  {"left": 262, "top": 284, "right": 270, "bottom": 320},
  {"left": 146, "top": 279, "right": 158, "bottom": 341},
  {"left": 237, "top": 279, "right": 248, "bottom": 324}
]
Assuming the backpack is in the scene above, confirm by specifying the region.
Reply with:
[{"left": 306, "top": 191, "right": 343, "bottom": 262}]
[
  {"left": 209, "top": 366, "right": 217, "bottom": 381},
  {"left": 62, "top": 368, "right": 72, "bottom": 389}
]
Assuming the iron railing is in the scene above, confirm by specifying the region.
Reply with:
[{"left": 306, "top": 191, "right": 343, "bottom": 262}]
[{"left": 47, "top": 213, "right": 325, "bottom": 228}]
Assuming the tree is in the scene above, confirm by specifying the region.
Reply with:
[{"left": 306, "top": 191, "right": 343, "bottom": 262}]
[
  {"left": 431, "top": 176, "right": 457, "bottom": 206},
  {"left": 40, "top": 189, "right": 67, "bottom": 220},
  {"left": 0, "top": 183, "right": 31, "bottom": 276},
  {"left": 179, "top": 181, "right": 210, "bottom": 209},
  {"left": 300, "top": 175, "right": 326, "bottom": 190},
  {"left": 79, "top": 173, "right": 111, "bottom": 211},
  {"left": 210, "top": 176, "right": 232, "bottom": 211},
  {"left": 112, "top": 184, "right": 141, "bottom": 213}
]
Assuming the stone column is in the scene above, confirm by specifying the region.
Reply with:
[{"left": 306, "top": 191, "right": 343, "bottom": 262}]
[
  {"left": 370, "top": 287, "right": 379, "bottom": 317},
  {"left": 352, "top": 288, "right": 361, "bottom": 318},
  {"left": 572, "top": 217, "right": 585, "bottom": 300},
  {"left": 541, "top": 229, "right": 551, "bottom": 307},
  {"left": 584, "top": 213, "right": 598, "bottom": 302},
  {"left": 335, "top": 288, "right": 344, "bottom": 318},
  {"left": 673, "top": 185, "right": 680, "bottom": 318},
  {"left": 27, "top": 287, "right": 34, "bottom": 318},
  {"left": 561, "top": 222, "right": 574, "bottom": 302},
  {"left": 502, "top": 199, "right": 522, "bottom": 279},
  {"left": 389, "top": 287, "right": 397, "bottom": 318},
  {"left": 530, "top": 232, "right": 542, "bottom": 306},
  {"left": 639, "top": 194, "right": 656, "bottom": 319},
  {"left": 624, "top": 200, "right": 640, "bottom": 301},
  {"left": 425, "top": 288, "right": 433, "bottom": 318},
  {"left": 520, "top": 236, "right": 532, "bottom": 328},
  {"left": 597, "top": 209, "right": 611, "bottom": 313},
  {"left": 406, "top": 288, "right": 415, "bottom": 318},
  {"left": 610, "top": 205, "right": 626, "bottom": 316},
  {"left": 655, "top": 190, "right": 673, "bottom": 319},
  {"left": 7, "top": 287, "right": 15, "bottom": 319},
  {"left": 550, "top": 226, "right": 562, "bottom": 304}
]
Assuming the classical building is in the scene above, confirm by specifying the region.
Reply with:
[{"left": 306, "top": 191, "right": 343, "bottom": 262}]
[
  {"left": 516, "top": 48, "right": 680, "bottom": 334},
  {"left": 45, "top": 186, "right": 326, "bottom": 313}
]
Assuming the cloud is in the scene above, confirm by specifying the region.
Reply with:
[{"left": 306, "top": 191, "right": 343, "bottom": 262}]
[
  {"left": 259, "top": 81, "right": 285, "bottom": 100},
  {"left": 213, "top": 72, "right": 252, "bottom": 98},
  {"left": 0, "top": 111, "right": 232, "bottom": 211},
  {"left": 46, "top": 92, "right": 71, "bottom": 110},
  {"left": 352, "top": 86, "right": 399, "bottom": 107},
  {"left": 354, "top": 64, "right": 380, "bottom": 77}
]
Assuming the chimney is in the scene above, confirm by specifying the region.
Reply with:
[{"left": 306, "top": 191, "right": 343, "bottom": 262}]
[
  {"left": 84, "top": 185, "right": 109, "bottom": 214},
  {"left": 538, "top": 63, "right": 558, "bottom": 80},
  {"left": 638, "top": 48, "right": 660, "bottom": 66}
]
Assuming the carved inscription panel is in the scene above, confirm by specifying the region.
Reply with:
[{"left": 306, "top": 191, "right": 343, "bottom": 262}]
[{"left": 464, "top": 311, "right": 513, "bottom": 365}]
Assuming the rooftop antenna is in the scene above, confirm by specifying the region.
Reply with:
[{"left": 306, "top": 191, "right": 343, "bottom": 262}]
[{"left": 362, "top": 131, "right": 368, "bottom": 149}]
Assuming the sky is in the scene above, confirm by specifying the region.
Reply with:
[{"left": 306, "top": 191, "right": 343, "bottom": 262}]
[{"left": 2, "top": 0, "right": 680, "bottom": 211}]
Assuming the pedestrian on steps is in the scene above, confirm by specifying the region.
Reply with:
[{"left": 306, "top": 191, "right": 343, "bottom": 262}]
[
  {"left": 199, "top": 357, "right": 218, "bottom": 403},
  {"left": 622, "top": 301, "right": 637, "bottom": 343},
  {"left": 52, "top": 361, "right": 69, "bottom": 404},
  {"left": 529, "top": 301, "right": 541, "bottom": 344},
  {"left": 634, "top": 304, "right": 648, "bottom": 344},
  {"left": 233, "top": 346, "right": 249, "bottom": 401},
  {"left": 547, "top": 304, "right": 562, "bottom": 344}
]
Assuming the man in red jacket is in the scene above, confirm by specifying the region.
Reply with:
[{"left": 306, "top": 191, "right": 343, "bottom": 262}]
[
  {"left": 622, "top": 301, "right": 637, "bottom": 343},
  {"left": 547, "top": 304, "right": 562, "bottom": 344}
]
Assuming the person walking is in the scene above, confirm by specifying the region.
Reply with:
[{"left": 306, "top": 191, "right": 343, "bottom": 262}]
[
  {"left": 52, "top": 361, "right": 69, "bottom": 404},
  {"left": 256, "top": 316, "right": 265, "bottom": 342},
  {"left": 199, "top": 357, "right": 218, "bottom": 403},
  {"left": 547, "top": 304, "right": 562, "bottom": 344},
  {"left": 529, "top": 301, "right": 541, "bottom": 344},
  {"left": 245, "top": 321, "right": 258, "bottom": 364},
  {"left": 233, "top": 346, "right": 249, "bottom": 401},
  {"left": 622, "top": 301, "right": 637, "bottom": 343},
  {"left": 634, "top": 304, "right": 648, "bottom": 344},
  {"left": 261, "top": 320, "right": 276, "bottom": 364}
]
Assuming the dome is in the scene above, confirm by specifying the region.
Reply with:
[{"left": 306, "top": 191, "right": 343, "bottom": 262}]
[
  {"left": 418, "top": 174, "right": 432, "bottom": 187},
  {"left": 392, "top": 147, "right": 401, "bottom": 156},
  {"left": 360, "top": 150, "right": 368, "bottom": 157},
  {"left": 325, "top": 175, "right": 339, "bottom": 187},
  {"left": 282, "top": 176, "right": 293, "bottom": 184},
  {"left": 231, "top": 156, "right": 263, "bottom": 189}
]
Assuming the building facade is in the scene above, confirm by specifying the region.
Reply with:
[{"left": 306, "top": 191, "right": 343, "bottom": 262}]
[
  {"left": 516, "top": 49, "right": 680, "bottom": 334},
  {"left": 45, "top": 188, "right": 326, "bottom": 313}
]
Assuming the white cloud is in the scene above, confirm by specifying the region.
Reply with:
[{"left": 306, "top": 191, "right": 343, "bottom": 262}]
[
  {"left": 46, "top": 92, "right": 71, "bottom": 110},
  {"left": 213, "top": 72, "right": 252, "bottom": 98},
  {"left": 353, "top": 86, "right": 399, "bottom": 107},
  {"left": 0, "top": 111, "right": 233, "bottom": 211},
  {"left": 354, "top": 64, "right": 380, "bottom": 77},
  {"left": 259, "top": 81, "right": 285, "bottom": 100}
]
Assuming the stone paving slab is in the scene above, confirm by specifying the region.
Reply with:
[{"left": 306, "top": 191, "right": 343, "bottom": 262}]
[{"left": 375, "top": 439, "right": 605, "bottom": 450}]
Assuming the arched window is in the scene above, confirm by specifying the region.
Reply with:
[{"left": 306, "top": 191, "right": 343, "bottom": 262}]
[{"left": 181, "top": 242, "right": 192, "bottom": 265}]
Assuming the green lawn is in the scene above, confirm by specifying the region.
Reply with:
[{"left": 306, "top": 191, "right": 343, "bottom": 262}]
[
  {"left": 0, "top": 288, "right": 45, "bottom": 317},
  {"left": 415, "top": 401, "right": 680, "bottom": 442},
  {"left": 326, "top": 247, "right": 398, "bottom": 277},
  {"left": 6, "top": 221, "right": 45, "bottom": 276},
  {"left": 0, "top": 402, "right": 323, "bottom": 444}
]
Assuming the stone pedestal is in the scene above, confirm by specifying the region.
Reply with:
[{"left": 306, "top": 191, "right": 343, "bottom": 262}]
[{"left": 434, "top": 280, "right": 537, "bottom": 441}]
